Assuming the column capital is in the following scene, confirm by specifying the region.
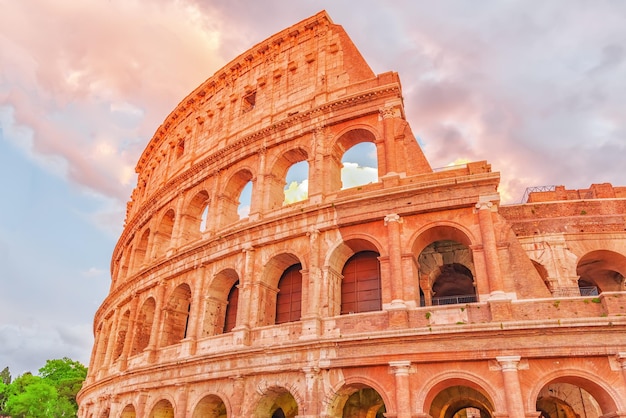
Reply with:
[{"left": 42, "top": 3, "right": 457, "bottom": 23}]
[
  {"left": 384, "top": 213, "right": 402, "bottom": 225},
  {"left": 242, "top": 244, "right": 255, "bottom": 253},
  {"left": 496, "top": 355, "right": 522, "bottom": 371},
  {"left": 379, "top": 105, "right": 401, "bottom": 119},
  {"left": 475, "top": 201, "right": 493, "bottom": 211},
  {"left": 616, "top": 352, "right": 626, "bottom": 368},
  {"left": 307, "top": 228, "right": 320, "bottom": 239},
  {"left": 389, "top": 360, "right": 412, "bottom": 375}
]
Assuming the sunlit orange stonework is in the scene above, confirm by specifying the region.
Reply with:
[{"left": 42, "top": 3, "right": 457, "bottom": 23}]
[{"left": 77, "top": 11, "right": 626, "bottom": 418}]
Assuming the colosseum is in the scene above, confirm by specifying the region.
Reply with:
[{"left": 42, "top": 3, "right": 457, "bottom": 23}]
[{"left": 77, "top": 11, "right": 626, "bottom": 418}]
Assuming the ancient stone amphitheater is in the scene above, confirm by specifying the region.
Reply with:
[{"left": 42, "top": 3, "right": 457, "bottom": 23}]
[{"left": 77, "top": 11, "right": 626, "bottom": 418}]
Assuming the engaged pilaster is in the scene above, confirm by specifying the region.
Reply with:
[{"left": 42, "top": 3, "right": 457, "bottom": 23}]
[
  {"left": 495, "top": 356, "right": 525, "bottom": 418},
  {"left": 389, "top": 361, "right": 412, "bottom": 418}
]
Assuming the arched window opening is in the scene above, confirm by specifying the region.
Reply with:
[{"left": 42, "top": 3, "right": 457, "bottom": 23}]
[
  {"left": 131, "top": 298, "right": 155, "bottom": 356},
  {"left": 154, "top": 209, "right": 175, "bottom": 258},
  {"left": 418, "top": 239, "right": 476, "bottom": 306},
  {"left": 192, "top": 395, "right": 227, "bottom": 418},
  {"left": 577, "top": 250, "right": 626, "bottom": 295},
  {"left": 223, "top": 281, "right": 239, "bottom": 333},
  {"left": 341, "top": 251, "right": 382, "bottom": 314},
  {"left": 160, "top": 284, "right": 192, "bottom": 347},
  {"left": 113, "top": 310, "right": 130, "bottom": 361},
  {"left": 284, "top": 161, "right": 309, "bottom": 204},
  {"left": 428, "top": 385, "right": 494, "bottom": 418},
  {"left": 536, "top": 382, "right": 602, "bottom": 418},
  {"left": 342, "top": 387, "right": 386, "bottom": 418},
  {"left": 182, "top": 191, "right": 210, "bottom": 243},
  {"left": 120, "top": 404, "right": 136, "bottom": 418},
  {"left": 341, "top": 141, "right": 378, "bottom": 190},
  {"left": 255, "top": 389, "right": 298, "bottom": 418},
  {"left": 276, "top": 264, "right": 302, "bottom": 324},
  {"left": 133, "top": 229, "right": 150, "bottom": 271},
  {"left": 200, "top": 205, "right": 209, "bottom": 232},
  {"left": 238, "top": 180, "right": 253, "bottom": 219},
  {"left": 149, "top": 399, "right": 174, "bottom": 418},
  {"left": 431, "top": 263, "right": 476, "bottom": 305}
]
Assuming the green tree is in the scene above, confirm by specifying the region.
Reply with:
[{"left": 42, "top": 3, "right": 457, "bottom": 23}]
[
  {"left": 38, "top": 358, "right": 88, "bottom": 413},
  {"left": 1, "top": 358, "right": 87, "bottom": 417}
]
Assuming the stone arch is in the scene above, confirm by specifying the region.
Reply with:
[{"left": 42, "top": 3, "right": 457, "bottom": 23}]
[
  {"left": 219, "top": 168, "right": 254, "bottom": 225},
  {"left": 325, "top": 378, "right": 389, "bottom": 418},
  {"left": 258, "top": 252, "right": 304, "bottom": 326},
  {"left": 326, "top": 237, "right": 383, "bottom": 316},
  {"left": 120, "top": 403, "right": 136, "bottom": 418},
  {"left": 191, "top": 393, "right": 229, "bottom": 418},
  {"left": 267, "top": 146, "right": 309, "bottom": 208},
  {"left": 330, "top": 126, "right": 381, "bottom": 192},
  {"left": 411, "top": 224, "right": 477, "bottom": 306},
  {"left": 576, "top": 250, "right": 626, "bottom": 294},
  {"left": 419, "top": 374, "right": 501, "bottom": 418},
  {"left": 131, "top": 297, "right": 155, "bottom": 356},
  {"left": 153, "top": 209, "right": 175, "bottom": 259},
  {"left": 528, "top": 369, "right": 622, "bottom": 416},
  {"left": 531, "top": 259, "right": 552, "bottom": 292},
  {"left": 253, "top": 385, "right": 300, "bottom": 418},
  {"left": 133, "top": 228, "right": 150, "bottom": 271},
  {"left": 203, "top": 268, "right": 240, "bottom": 336},
  {"left": 147, "top": 398, "right": 175, "bottom": 418},
  {"left": 181, "top": 189, "right": 210, "bottom": 243},
  {"left": 160, "top": 283, "right": 192, "bottom": 347}
]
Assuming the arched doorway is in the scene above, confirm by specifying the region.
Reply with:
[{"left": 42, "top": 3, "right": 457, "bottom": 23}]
[
  {"left": 192, "top": 394, "right": 227, "bottom": 418},
  {"left": 576, "top": 250, "right": 626, "bottom": 294},
  {"left": 149, "top": 399, "right": 174, "bottom": 418},
  {"left": 254, "top": 387, "right": 298, "bottom": 418},
  {"left": 428, "top": 385, "right": 494, "bottom": 418},
  {"left": 327, "top": 384, "right": 387, "bottom": 418},
  {"left": 418, "top": 240, "right": 476, "bottom": 306},
  {"left": 536, "top": 382, "right": 603, "bottom": 418}
]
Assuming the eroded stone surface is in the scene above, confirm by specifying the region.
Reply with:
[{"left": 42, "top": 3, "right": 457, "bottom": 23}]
[{"left": 78, "top": 11, "right": 626, "bottom": 418}]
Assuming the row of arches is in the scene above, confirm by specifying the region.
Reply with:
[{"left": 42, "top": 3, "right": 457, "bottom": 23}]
[
  {"left": 97, "top": 227, "right": 626, "bottom": 374},
  {"left": 85, "top": 369, "right": 623, "bottom": 417},
  {"left": 118, "top": 136, "right": 379, "bottom": 281}
]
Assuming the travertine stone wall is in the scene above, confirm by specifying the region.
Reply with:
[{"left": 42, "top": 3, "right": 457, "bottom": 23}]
[{"left": 78, "top": 11, "right": 626, "bottom": 418}]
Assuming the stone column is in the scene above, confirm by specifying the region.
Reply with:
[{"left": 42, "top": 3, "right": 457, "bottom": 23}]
[
  {"left": 617, "top": 353, "right": 626, "bottom": 388},
  {"left": 175, "top": 384, "right": 189, "bottom": 418},
  {"left": 102, "top": 308, "right": 121, "bottom": 369},
  {"left": 233, "top": 247, "right": 254, "bottom": 345},
  {"left": 384, "top": 214, "right": 406, "bottom": 308},
  {"left": 496, "top": 356, "right": 525, "bottom": 418},
  {"left": 119, "top": 293, "right": 140, "bottom": 370},
  {"left": 302, "top": 229, "right": 322, "bottom": 337},
  {"left": 185, "top": 266, "right": 207, "bottom": 355},
  {"left": 250, "top": 147, "right": 266, "bottom": 219},
  {"left": 299, "top": 366, "right": 321, "bottom": 417},
  {"left": 389, "top": 361, "right": 412, "bottom": 418},
  {"left": 380, "top": 106, "right": 398, "bottom": 174},
  {"left": 170, "top": 194, "right": 185, "bottom": 249},
  {"left": 147, "top": 281, "right": 167, "bottom": 360},
  {"left": 475, "top": 200, "right": 505, "bottom": 298}
]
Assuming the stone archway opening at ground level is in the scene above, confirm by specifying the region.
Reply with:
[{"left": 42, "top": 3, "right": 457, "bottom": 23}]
[
  {"left": 428, "top": 385, "right": 494, "bottom": 418},
  {"left": 192, "top": 394, "right": 227, "bottom": 418},
  {"left": 255, "top": 387, "right": 298, "bottom": 418},
  {"left": 120, "top": 404, "right": 136, "bottom": 418},
  {"left": 327, "top": 384, "right": 386, "bottom": 418},
  {"left": 536, "top": 382, "right": 602, "bottom": 418},
  {"left": 149, "top": 399, "right": 174, "bottom": 418}
]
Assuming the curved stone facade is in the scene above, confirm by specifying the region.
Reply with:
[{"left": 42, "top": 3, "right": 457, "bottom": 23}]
[{"left": 78, "top": 11, "right": 626, "bottom": 418}]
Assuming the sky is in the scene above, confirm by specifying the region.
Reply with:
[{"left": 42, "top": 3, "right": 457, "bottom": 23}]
[{"left": 1, "top": 0, "right": 625, "bottom": 376}]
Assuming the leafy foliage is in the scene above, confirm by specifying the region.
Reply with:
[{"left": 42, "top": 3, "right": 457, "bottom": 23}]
[{"left": 0, "top": 358, "right": 87, "bottom": 417}]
